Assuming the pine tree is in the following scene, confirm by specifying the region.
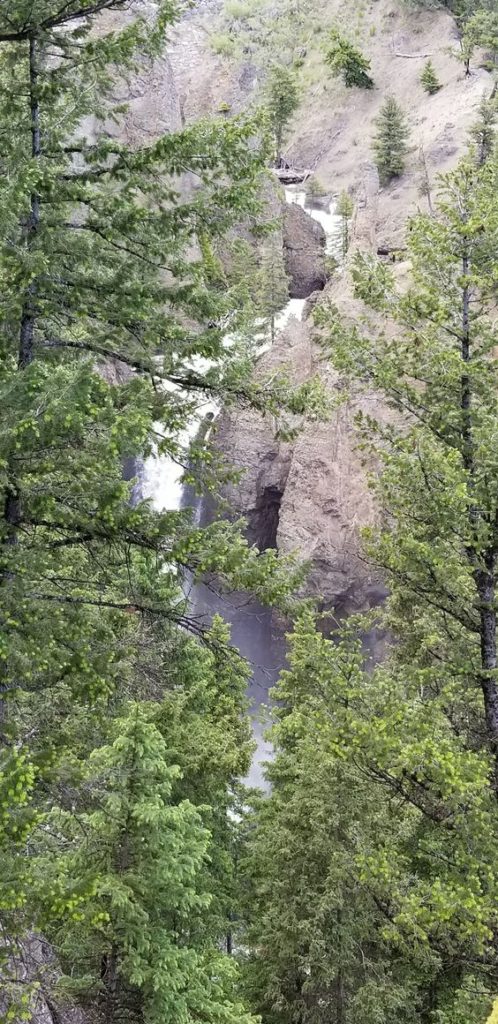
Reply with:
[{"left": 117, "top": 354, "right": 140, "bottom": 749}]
[
  {"left": 372, "top": 95, "right": 410, "bottom": 185},
  {"left": 471, "top": 93, "right": 497, "bottom": 166},
  {"left": 39, "top": 702, "right": 255, "bottom": 1024},
  {"left": 250, "top": 150, "right": 498, "bottom": 1023},
  {"left": 325, "top": 30, "right": 374, "bottom": 89},
  {"left": 0, "top": 1, "right": 310, "bottom": 1018},
  {"left": 218, "top": 234, "right": 289, "bottom": 346},
  {"left": 306, "top": 176, "right": 328, "bottom": 198},
  {"left": 336, "top": 190, "right": 354, "bottom": 259},
  {"left": 418, "top": 144, "right": 435, "bottom": 215},
  {"left": 311, "top": 153, "right": 498, "bottom": 1005},
  {"left": 420, "top": 59, "right": 441, "bottom": 94},
  {"left": 256, "top": 235, "right": 290, "bottom": 342},
  {"left": 244, "top": 608, "right": 497, "bottom": 1024},
  {"left": 266, "top": 64, "right": 300, "bottom": 164},
  {"left": 462, "top": 10, "right": 498, "bottom": 73},
  {"left": 240, "top": 619, "right": 419, "bottom": 1024}
]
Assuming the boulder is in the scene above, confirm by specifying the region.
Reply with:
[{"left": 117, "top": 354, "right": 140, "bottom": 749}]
[{"left": 282, "top": 202, "right": 327, "bottom": 299}]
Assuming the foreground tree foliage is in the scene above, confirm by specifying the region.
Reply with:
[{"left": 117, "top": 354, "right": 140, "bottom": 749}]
[
  {"left": 241, "top": 151, "right": 498, "bottom": 1023},
  {"left": 0, "top": 1, "right": 321, "bottom": 1020}
]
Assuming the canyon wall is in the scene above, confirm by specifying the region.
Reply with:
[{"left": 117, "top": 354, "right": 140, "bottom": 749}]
[
  {"left": 109, "top": 0, "right": 492, "bottom": 612},
  {"left": 161, "top": 0, "right": 492, "bottom": 611}
]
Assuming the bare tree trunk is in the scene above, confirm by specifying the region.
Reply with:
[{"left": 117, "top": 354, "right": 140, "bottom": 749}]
[
  {"left": 1, "top": 35, "right": 43, "bottom": 727},
  {"left": 3, "top": 34, "right": 41, "bottom": 539},
  {"left": 19, "top": 34, "right": 41, "bottom": 371},
  {"left": 101, "top": 945, "right": 120, "bottom": 1024},
  {"left": 460, "top": 247, "right": 498, "bottom": 781},
  {"left": 476, "top": 557, "right": 498, "bottom": 765},
  {"left": 419, "top": 146, "right": 434, "bottom": 217},
  {"left": 420, "top": 978, "right": 437, "bottom": 1024},
  {"left": 336, "top": 909, "right": 345, "bottom": 1024}
]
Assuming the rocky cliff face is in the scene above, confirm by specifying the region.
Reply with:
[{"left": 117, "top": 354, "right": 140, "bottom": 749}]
[
  {"left": 93, "top": 1, "right": 183, "bottom": 145},
  {"left": 99, "top": 0, "right": 493, "bottom": 613},
  {"left": 166, "top": 0, "right": 492, "bottom": 247},
  {"left": 283, "top": 202, "right": 327, "bottom": 297},
  {"left": 159, "top": 0, "right": 493, "bottom": 612},
  {"left": 216, "top": 278, "right": 391, "bottom": 612}
]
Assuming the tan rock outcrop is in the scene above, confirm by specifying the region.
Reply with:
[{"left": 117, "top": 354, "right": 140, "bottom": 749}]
[
  {"left": 92, "top": 1, "right": 183, "bottom": 147},
  {"left": 163, "top": 0, "right": 492, "bottom": 610},
  {"left": 216, "top": 316, "right": 310, "bottom": 548},
  {"left": 216, "top": 282, "right": 390, "bottom": 612},
  {"left": 165, "top": 0, "right": 493, "bottom": 250}
]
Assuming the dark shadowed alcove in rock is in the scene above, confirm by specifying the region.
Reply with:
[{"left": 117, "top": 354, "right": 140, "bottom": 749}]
[{"left": 246, "top": 485, "right": 284, "bottom": 551}]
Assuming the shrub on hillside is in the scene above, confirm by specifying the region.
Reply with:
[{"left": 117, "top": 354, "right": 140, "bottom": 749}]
[
  {"left": 210, "top": 31, "right": 236, "bottom": 56},
  {"left": 325, "top": 30, "right": 374, "bottom": 89}
]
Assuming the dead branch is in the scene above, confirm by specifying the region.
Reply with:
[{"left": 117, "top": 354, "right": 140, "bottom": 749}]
[{"left": 395, "top": 51, "right": 433, "bottom": 58}]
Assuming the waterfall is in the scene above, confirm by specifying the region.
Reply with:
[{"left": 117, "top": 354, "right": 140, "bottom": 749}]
[
  {"left": 285, "top": 187, "right": 343, "bottom": 256},
  {"left": 142, "top": 356, "right": 218, "bottom": 514},
  {"left": 141, "top": 188, "right": 341, "bottom": 786},
  {"left": 142, "top": 189, "right": 341, "bottom": 512}
]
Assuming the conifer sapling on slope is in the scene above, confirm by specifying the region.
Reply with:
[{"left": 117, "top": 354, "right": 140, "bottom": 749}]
[
  {"left": 256, "top": 235, "right": 290, "bottom": 342},
  {"left": 336, "top": 190, "right": 354, "bottom": 258},
  {"left": 462, "top": 10, "right": 498, "bottom": 74},
  {"left": 420, "top": 59, "right": 441, "bottom": 94},
  {"left": 372, "top": 95, "right": 410, "bottom": 185},
  {"left": 471, "top": 92, "right": 498, "bottom": 166}
]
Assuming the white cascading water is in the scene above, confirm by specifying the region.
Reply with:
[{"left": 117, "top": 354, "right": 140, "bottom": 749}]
[
  {"left": 141, "top": 187, "right": 342, "bottom": 786},
  {"left": 142, "top": 187, "right": 341, "bottom": 512},
  {"left": 142, "top": 356, "right": 219, "bottom": 514},
  {"left": 286, "top": 187, "right": 343, "bottom": 256}
]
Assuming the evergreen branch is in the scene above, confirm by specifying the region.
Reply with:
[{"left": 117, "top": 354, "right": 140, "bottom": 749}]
[
  {"left": 42, "top": 338, "right": 216, "bottom": 390},
  {"left": 25, "top": 592, "right": 247, "bottom": 662},
  {"left": 42, "top": 338, "right": 259, "bottom": 403},
  {"left": 27, "top": 592, "right": 208, "bottom": 635},
  {"left": 371, "top": 560, "right": 480, "bottom": 634},
  {"left": 0, "top": 0, "right": 129, "bottom": 40},
  {"left": 64, "top": 223, "right": 176, "bottom": 272}
]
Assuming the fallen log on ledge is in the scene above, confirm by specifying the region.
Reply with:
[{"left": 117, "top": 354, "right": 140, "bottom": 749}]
[
  {"left": 394, "top": 50, "right": 433, "bottom": 58},
  {"left": 274, "top": 166, "right": 311, "bottom": 184}
]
